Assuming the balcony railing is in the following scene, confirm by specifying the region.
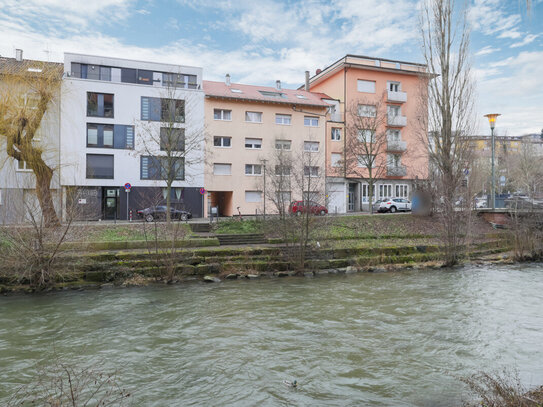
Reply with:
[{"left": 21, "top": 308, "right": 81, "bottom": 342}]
[
  {"left": 387, "top": 115, "right": 407, "bottom": 127},
  {"left": 329, "top": 112, "right": 343, "bottom": 122},
  {"left": 386, "top": 139, "right": 407, "bottom": 152},
  {"left": 387, "top": 165, "right": 407, "bottom": 177},
  {"left": 387, "top": 90, "right": 407, "bottom": 103}
]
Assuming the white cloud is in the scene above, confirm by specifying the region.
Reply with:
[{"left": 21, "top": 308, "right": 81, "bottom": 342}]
[
  {"left": 476, "top": 46, "right": 501, "bottom": 56},
  {"left": 510, "top": 34, "right": 539, "bottom": 48},
  {"left": 469, "top": 0, "right": 522, "bottom": 38}
]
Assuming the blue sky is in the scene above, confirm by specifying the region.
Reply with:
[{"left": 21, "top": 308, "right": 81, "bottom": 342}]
[{"left": 0, "top": 0, "right": 541, "bottom": 135}]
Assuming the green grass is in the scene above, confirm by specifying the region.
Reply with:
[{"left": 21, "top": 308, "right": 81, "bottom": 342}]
[{"left": 214, "top": 220, "right": 263, "bottom": 235}]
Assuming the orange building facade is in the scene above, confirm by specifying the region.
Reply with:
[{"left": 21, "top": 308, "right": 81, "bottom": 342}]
[{"left": 308, "top": 55, "right": 429, "bottom": 212}]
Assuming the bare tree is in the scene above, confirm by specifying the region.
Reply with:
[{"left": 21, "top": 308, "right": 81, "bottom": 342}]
[
  {"left": 138, "top": 75, "right": 204, "bottom": 222},
  {"left": 0, "top": 60, "right": 63, "bottom": 226},
  {"left": 343, "top": 96, "right": 389, "bottom": 213},
  {"left": 419, "top": 0, "right": 477, "bottom": 266}
]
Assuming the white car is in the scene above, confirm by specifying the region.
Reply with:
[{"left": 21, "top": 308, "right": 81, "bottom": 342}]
[{"left": 376, "top": 198, "right": 412, "bottom": 213}]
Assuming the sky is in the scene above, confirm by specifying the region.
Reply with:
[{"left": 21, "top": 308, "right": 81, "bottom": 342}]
[{"left": 0, "top": 0, "right": 541, "bottom": 136}]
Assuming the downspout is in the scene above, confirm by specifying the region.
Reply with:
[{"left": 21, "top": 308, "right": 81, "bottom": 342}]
[{"left": 343, "top": 65, "right": 347, "bottom": 180}]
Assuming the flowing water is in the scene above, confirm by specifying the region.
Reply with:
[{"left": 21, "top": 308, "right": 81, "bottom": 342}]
[{"left": 1, "top": 263, "right": 542, "bottom": 406}]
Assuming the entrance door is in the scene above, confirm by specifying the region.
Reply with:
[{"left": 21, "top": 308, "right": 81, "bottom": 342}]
[
  {"left": 103, "top": 188, "right": 119, "bottom": 220},
  {"left": 348, "top": 183, "right": 357, "bottom": 212}
]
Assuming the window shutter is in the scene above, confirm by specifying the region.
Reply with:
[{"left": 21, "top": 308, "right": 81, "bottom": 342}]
[
  {"left": 125, "top": 126, "right": 134, "bottom": 149},
  {"left": 113, "top": 125, "right": 126, "bottom": 149},
  {"left": 151, "top": 98, "right": 161, "bottom": 121},
  {"left": 141, "top": 97, "right": 150, "bottom": 120},
  {"left": 141, "top": 156, "right": 149, "bottom": 179}
]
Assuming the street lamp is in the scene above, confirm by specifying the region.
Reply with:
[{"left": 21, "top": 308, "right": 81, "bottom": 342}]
[{"left": 484, "top": 113, "right": 501, "bottom": 210}]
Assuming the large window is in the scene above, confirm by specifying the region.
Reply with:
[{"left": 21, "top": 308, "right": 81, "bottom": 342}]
[
  {"left": 361, "top": 184, "right": 377, "bottom": 203},
  {"left": 304, "top": 141, "right": 319, "bottom": 152},
  {"left": 213, "top": 163, "right": 232, "bottom": 175},
  {"left": 388, "top": 129, "right": 401, "bottom": 141},
  {"left": 245, "top": 111, "right": 262, "bottom": 123},
  {"left": 245, "top": 138, "right": 262, "bottom": 149},
  {"left": 137, "top": 70, "right": 153, "bottom": 85},
  {"left": 245, "top": 191, "right": 262, "bottom": 203},
  {"left": 331, "top": 153, "right": 342, "bottom": 167},
  {"left": 358, "top": 155, "right": 376, "bottom": 168},
  {"left": 163, "top": 73, "right": 198, "bottom": 89},
  {"left": 87, "top": 92, "right": 113, "bottom": 118},
  {"left": 160, "top": 127, "right": 185, "bottom": 151},
  {"left": 275, "top": 140, "right": 291, "bottom": 150},
  {"left": 87, "top": 124, "right": 134, "bottom": 149},
  {"left": 379, "top": 184, "right": 393, "bottom": 199},
  {"left": 141, "top": 97, "right": 184, "bottom": 122},
  {"left": 214, "top": 109, "right": 231, "bottom": 121},
  {"left": 86, "top": 154, "right": 114, "bottom": 179},
  {"left": 396, "top": 184, "right": 409, "bottom": 198},
  {"left": 213, "top": 136, "right": 231, "bottom": 147},
  {"left": 275, "top": 114, "right": 291, "bottom": 125},
  {"left": 245, "top": 164, "right": 262, "bottom": 175},
  {"left": 357, "top": 79, "right": 376, "bottom": 93},
  {"left": 304, "top": 116, "right": 319, "bottom": 127},
  {"left": 388, "top": 105, "right": 401, "bottom": 117},
  {"left": 304, "top": 166, "right": 319, "bottom": 177},
  {"left": 140, "top": 156, "right": 184, "bottom": 180},
  {"left": 358, "top": 104, "right": 376, "bottom": 117},
  {"left": 358, "top": 129, "right": 375, "bottom": 143},
  {"left": 274, "top": 165, "right": 291, "bottom": 176}
]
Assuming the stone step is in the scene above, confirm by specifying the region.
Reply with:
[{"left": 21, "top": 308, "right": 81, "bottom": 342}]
[
  {"left": 190, "top": 223, "right": 211, "bottom": 233},
  {"left": 216, "top": 234, "right": 267, "bottom": 246}
]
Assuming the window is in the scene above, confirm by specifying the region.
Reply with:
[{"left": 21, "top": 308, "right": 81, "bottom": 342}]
[
  {"left": 213, "top": 136, "right": 231, "bottom": 147},
  {"left": 140, "top": 156, "right": 184, "bottom": 180},
  {"left": 276, "top": 191, "right": 291, "bottom": 203},
  {"left": 86, "top": 154, "right": 114, "bottom": 179},
  {"left": 358, "top": 104, "right": 376, "bottom": 117},
  {"left": 214, "top": 109, "right": 231, "bottom": 121},
  {"left": 275, "top": 165, "right": 291, "bottom": 176},
  {"left": 388, "top": 81, "right": 401, "bottom": 92},
  {"left": 295, "top": 94, "right": 307, "bottom": 99},
  {"left": 357, "top": 79, "right": 376, "bottom": 93},
  {"left": 331, "top": 128, "right": 341, "bottom": 141},
  {"left": 137, "top": 70, "right": 153, "bottom": 85},
  {"left": 304, "top": 141, "right": 319, "bottom": 152},
  {"left": 358, "top": 129, "right": 375, "bottom": 143},
  {"left": 388, "top": 129, "right": 401, "bottom": 141},
  {"left": 213, "top": 163, "right": 232, "bottom": 175},
  {"left": 99, "top": 66, "right": 111, "bottom": 81},
  {"left": 259, "top": 91, "right": 285, "bottom": 98},
  {"left": 379, "top": 184, "right": 393, "bottom": 199},
  {"left": 141, "top": 97, "right": 184, "bottom": 122},
  {"left": 275, "top": 114, "right": 291, "bottom": 125},
  {"left": 331, "top": 153, "right": 342, "bottom": 167},
  {"left": 245, "top": 138, "right": 262, "bottom": 149},
  {"left": 87, "top": 92, "right": 114, "bottom": 118},
  {"left": 304, "top": 166, "right": 319, "bottom": 177},
  {"left": 361, "top": 184, "right": 377, "bottom": 203},
  {"left": 245, "top": 191, "right": 262, "bottom": 203},
  {"left": 231, "top": 88, "right": 243, "bottom": 93},
  {"left": 304, "top": 116, "right": 319, "bottom": 127},
  {"left": 17, "top": 160, "right": 31, "bottom": 171},
  {"left": 162, "top": 73, "right": 198, "bottom": 89},
  {"left": 86, "top": 124, "right": 134, "bottom": 149},
  {"left": 275, "top": 140, "right": 291, "bottom": 150},
  {"left": 358, "top": 155, "right": 376, "bottom": 168},
  {"left": 396, "top": 184, "right": 409, "bottom": 198},
  {"left": 388, "top": 105, "right": 401, "bottom": 117},
  {"left": 245, "top": 111, "right": 262, "bottom": 123},
  {"left": 245, "top": 164, "right": 262, "bottom": 175},
  {"left": 160, "top": 127, "right": 185, "bottom": 151},
  {"left": 387, "top": 153, "right": 402, "bottom": 167}
]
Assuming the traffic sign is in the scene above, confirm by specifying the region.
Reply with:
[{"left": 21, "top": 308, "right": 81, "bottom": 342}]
[
  {"left": 124, "top": 183, "right": 131, "bottom": 192},
  {"left": 199, "top": 188, "right": 206, "bottom": 195}
]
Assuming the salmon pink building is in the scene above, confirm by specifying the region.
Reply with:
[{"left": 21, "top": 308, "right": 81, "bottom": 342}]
[
  {"left": 307, "top": 55, "right": 429, "bottom": 212},
  {"left": 203, "top": 77, "right": 329, "bottom": 216}
]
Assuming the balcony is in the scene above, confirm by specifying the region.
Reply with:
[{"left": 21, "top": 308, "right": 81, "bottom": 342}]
[
  {"left": 387, "top": 165, "right": 407, "bottom": 177},
  {"left": 387, "top": 90, "right": 407, "bottom": 103},
  {"left": 329, "top": 112, "right": 343, "bottom": 122},
  {"left": 386, "top": 139, "right": 407, "bottom": 152},
  {"left": 387, "top": 115, "right": 407, "bottom": 127}
]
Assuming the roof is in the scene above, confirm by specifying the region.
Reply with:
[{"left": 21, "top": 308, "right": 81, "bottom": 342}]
[
  {"left": 203, "top": 80, "right": 331, "bottom": 108},
  {"left": 0, "top": 57, "right": 63, "bottom": 77}
]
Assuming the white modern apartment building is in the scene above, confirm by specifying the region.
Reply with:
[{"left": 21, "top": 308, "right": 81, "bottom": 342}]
[{"left": 61, "top": 53, "right": 205, "bottom": 220}]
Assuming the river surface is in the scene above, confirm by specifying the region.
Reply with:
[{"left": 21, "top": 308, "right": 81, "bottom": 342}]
[{"left": 1, "top": 263, "right": 542, "bottom": 406}]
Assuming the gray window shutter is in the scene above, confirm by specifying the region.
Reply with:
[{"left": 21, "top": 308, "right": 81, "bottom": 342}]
[
  {"left": 113, "top": 125, "right": 126, "bottom": 149},
  {"left": 141, "top": 156, "right": 149, "bottom": 179},
  {"left": 125, "top": 126, "right": 134, "bottom": 149},
  {"left": 150, "top": 98, "right": 161, "bottom": 121},
  {"left": 141, "top": 97, "right": 150, "bottom": 120}
]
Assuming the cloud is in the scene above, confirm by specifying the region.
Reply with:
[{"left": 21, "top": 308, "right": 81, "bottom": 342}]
[
  {"left": 476, "top": 46, "right": 501, "bottom": 56},
  {"left": 166, "top": 17, "right": 180, "bottom": 31},
  {"left": 510, "top": 34, "right": 539, "bottom": 48},
  {"left": 469, "top": 0, "right": 522, "bottom": 38}
]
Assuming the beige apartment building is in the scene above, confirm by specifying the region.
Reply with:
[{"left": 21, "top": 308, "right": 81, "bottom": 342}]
[
  {"left": 307, "top": 54, "right": 429, "bottom": 212},
  {"left": 203, "top": 77, "right": 330, "bottom": 216}
]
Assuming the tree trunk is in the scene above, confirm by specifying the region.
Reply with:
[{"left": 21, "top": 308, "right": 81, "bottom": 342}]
[
  {"left": 166, "top": 182, "right": 172, "bottom": 223},
  {"left": 34, "top": 163, "right": 60, "bottom": 227}
]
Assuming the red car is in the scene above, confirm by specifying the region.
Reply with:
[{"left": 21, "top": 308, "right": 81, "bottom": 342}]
[{"left": 289, "top": 201, "right": 328, "bottom": 216}]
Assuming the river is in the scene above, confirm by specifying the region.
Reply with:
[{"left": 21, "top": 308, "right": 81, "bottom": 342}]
[{"left": 1, "top": 263, "right": 542, "bottom": 406}]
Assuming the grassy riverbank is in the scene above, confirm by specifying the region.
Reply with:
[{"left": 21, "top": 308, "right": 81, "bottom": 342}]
[{"left": 0, "top": 213, "right": 513, "bottom": 293}]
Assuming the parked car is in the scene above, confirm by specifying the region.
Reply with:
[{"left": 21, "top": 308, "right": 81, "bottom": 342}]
[
  {"left": 376, "top": 198, "right": 412, "bottom": 213},
  {"left": 475, "top": 198, "right": 487, "bottom": 209},
  {"left": 289, "top": 201, "right": 328, "bottom": 216},
  {"left": 505, "top": 196, "right": 543, "bottom": 210},
  {"left": 137, "top": 206, "right": 192, "bottom": 222}
]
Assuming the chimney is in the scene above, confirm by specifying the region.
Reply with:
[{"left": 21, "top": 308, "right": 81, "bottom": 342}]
[
  {"left": 304, "top": 70, "right": 310, "bottom": 91},
  {"left": 225, "top": 73, "right": 231, "bottom": 86},
  {"left": 316, "top": 68, "right": 322, "bottom": 75},
  {"left": 276, "top": 80, "right": 281, "bottom": 90},
  {"left": 15, "top": 49, "right": 23, "bottom": 62}
]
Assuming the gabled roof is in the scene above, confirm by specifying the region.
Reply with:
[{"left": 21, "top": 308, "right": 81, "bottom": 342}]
[
  {"left": 0, "top": 57, "right": 62, "bottom": 76},
  {"left": 203, "top": 80, "right": 331, "bottom": 108}
]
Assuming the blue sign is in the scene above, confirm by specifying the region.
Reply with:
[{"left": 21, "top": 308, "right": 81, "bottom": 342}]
[
  {"left": 199, "top": 188, "right": 206, "bottom": 195},
  {"left": 124, "top": 183, "right": 132, "bottom": 190}
]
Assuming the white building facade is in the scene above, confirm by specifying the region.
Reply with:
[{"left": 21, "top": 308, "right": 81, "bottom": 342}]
[{"left": 61, "top": 53, "right": 205, "bottom": 220}]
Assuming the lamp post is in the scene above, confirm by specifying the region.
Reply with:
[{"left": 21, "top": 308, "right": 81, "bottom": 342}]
[{"left": 484, "top": 113, "right": 501, "bottom": 210}]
